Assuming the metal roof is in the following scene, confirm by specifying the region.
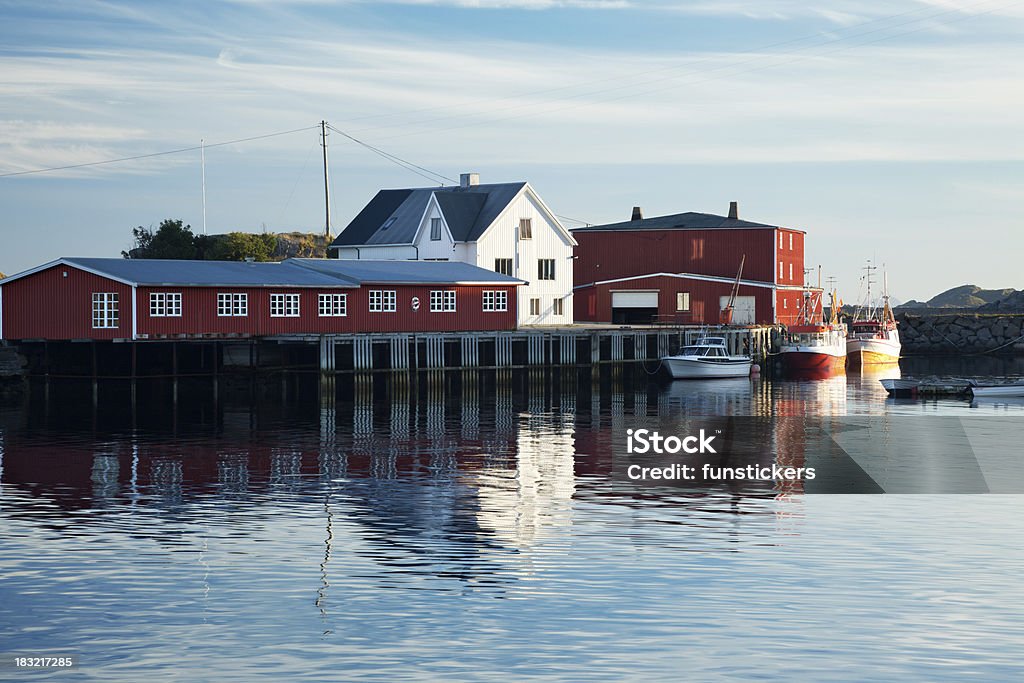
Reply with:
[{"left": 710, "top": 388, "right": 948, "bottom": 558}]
[
  {"left": 61, "top": 258, "right": 356, "bottom": 287},
  {"left": 330, "top": 182, "right": 527, "bottom": 247},
  {"left": 572, "top": 211, "right": 785, "bottom": 232},
  {"left": 289, "top": 258, "right": 524, "bottom": 285}
]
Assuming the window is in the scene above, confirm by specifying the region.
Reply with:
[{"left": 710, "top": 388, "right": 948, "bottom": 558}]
[
  {"left": 318, "top": 293, "right": 347, "bottom": 317},
  {"left": 217, "top": 293, "right": 248, "bottom": 317},
  {"left": 530, "top": 298, "right": 540, "bottom": 316},
  {"left": 91, "top": 292, "right": 119, "bottom": 329},
  {"left": 676, "top": 292, "right": 690, "bottom": 311},
  {"left": 553, "top": 298, "right": 563, "bottom": 316},
  {"left": 430, "top": 217, "right": 442, "bottom": 241},
  {"left": 369, "top": 290, "right": 397, "bottom": 312},
  {"left": 149, "top": 292, "right": 181, "bottom": 317},
  {"left": 270, "top": 293, "right": 300, "bottom": 317},
  {"left": 430, "top": 290, "right": 456, "bottom": 312},
  {"left": 494, "top": 258, "right": 513, "bottom": 276},
  {"left": 482, "top": 290, "right": 508, "bottom": 312},
  {"left": 789, "top": 233, "right": 793, "bottom": 250},
  {"left": 789, "top": 263, "right": 793, "bottom": 281},
  {"left": 779, "top": 261, "right": 784, "bottom": 280},
  {"left": 519, "top": 218, "right": 532, "bottom": 240},
  {"left": 784, "top": 298, "right": 788, "bottom": 309},
  {"left": 779, "top": 232, "right": 784, "bottom": 249},
  {"left": 537, "top": 259, "right": 555, "bottom": 280}
]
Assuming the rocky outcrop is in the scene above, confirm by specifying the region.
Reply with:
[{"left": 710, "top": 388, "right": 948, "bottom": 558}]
[{"left": 895, "top": 313, "right": 1024, "bottom": 355}]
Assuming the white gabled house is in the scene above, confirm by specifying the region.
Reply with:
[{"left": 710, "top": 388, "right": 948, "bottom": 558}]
[{"left": 330, "top": 173, "right": 577, "bottom": 326}]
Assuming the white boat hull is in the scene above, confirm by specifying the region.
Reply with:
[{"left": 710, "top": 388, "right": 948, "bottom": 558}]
[
  {"left": 971, "top": 383, "right": 1024, "bottom": 398},
  {"left": 847, "top": 336, "right": 901, "bottom": 364},
  {"left": 661, "top": 356, "right": 752, "bottom": 379}
]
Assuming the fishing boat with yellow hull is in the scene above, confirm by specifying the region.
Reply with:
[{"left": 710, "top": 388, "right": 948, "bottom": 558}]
[{"left": 847, "top": 262, "right": 901, "bottom": 365}]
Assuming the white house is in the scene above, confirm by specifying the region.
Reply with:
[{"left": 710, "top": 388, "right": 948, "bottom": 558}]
[{"left": 330, "top": 173, "right": 576, "bottom": 326}]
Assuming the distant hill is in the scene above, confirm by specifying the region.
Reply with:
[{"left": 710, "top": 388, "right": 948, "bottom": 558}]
[
  {"left": 896, "top": 284, "right": 1017, "bottom": 310},
  {"left": 978, "top": 290, "right": 1024, "bottom": 313}
]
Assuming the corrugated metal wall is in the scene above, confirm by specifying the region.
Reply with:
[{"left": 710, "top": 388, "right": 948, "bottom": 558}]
[
  {"left": 579, "top": 275, "right": 775, "bottom": 325},
  {"left": 3, "top": 267, "right": 520, "bottom": 340},
  {"left": 2, "top": 265, "right": 132, "bottom": 340},
  {"left": 573, "top": 229, "right": 780, "bottom": 286}
]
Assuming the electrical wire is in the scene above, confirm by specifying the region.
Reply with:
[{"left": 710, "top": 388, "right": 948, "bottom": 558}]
[
  {"left": 0, "top": 125, "right": 319, "bottom": 178},
  {"left": 327, "top": 124, "right": 457, "bottom": 186}
]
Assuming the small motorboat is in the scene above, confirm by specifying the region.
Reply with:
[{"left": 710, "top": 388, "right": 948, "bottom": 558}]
[
  {"left": 661, "top": 336, "right": 752, "bottom": 379},
  {"left": 970, "top": 380, "right": 1024, "bottom": 399}
]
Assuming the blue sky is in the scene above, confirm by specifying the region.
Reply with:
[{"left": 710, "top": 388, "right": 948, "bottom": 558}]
[{"left": 1, "top": 0, "right": 1022, "bottom": 300}]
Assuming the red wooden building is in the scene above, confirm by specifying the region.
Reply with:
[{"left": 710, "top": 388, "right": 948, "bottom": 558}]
[
  {"left": 573, "top": 202, "right": 817, "bottom": 325},
  {"left": 0, "top": 257, "right": 521, "bottom": 341}
]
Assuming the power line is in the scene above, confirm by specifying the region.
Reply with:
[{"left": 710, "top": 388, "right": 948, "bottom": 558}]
[
  {"left": 327, "top": 123, "right": 457, "bottom": 186},
  {"left": 0, "top": 125, "right": 319, "bottom": 178}
]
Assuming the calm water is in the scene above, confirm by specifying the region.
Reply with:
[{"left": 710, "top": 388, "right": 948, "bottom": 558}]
[{"left": 2, "top": 358, "right": 1024, "bottom": 681}]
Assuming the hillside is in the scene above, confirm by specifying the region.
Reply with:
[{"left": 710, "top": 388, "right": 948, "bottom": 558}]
[
  {"left": 978, "top": 290, "right": 1024, "bottom": 313},
  {"left": 896, "top": 284, "right": 1017, "bottom": 309}
]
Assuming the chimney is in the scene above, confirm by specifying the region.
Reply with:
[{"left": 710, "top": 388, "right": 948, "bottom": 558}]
[
  {"left": 460, "top": 172, "right": 480, "bottom": 188},
  {"left": 728, "top": 201, "right": 739, "bottom": 220},
  {"left": 631, "top": 206, "right": 643, "bottom": 221}
]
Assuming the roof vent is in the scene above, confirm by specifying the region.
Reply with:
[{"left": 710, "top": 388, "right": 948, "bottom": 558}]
[
  {"left": 728, "top": 201, "right": 739, "bottom": 220},
  {"left": 460, "top": 172, "right": 480, "bottom": 188},
  {"left": 631, "top": 206, "right": 643, "bottom": 221}
]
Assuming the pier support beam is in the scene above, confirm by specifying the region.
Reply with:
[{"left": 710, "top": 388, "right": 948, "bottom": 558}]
[
  {"left": 460, "top": 337, "right": 479, "bottom": 368},
  {"left": 495, "top": 335, "right": 512, "bottom": 367},
  {"left": 353, "top": 337, "right": 373, "bottom": 371},
  {"left": 528, "top": 334, "right": 545, "bottom": 366},
  {"left": 559, "top": 334, "right": 576, "bottom": 365},
  {"left": 390, "top": 335, "right": 410, "bottom": 370}
]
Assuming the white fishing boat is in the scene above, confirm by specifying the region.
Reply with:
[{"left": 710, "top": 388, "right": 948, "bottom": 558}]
[
  {"left": 661, "top": 336, "right": 752, "bottom": 379},
  {"left": 970, "top": 380, "right": 1024, "bottom": 399},
  {"left": 847, "top": 262, "right": 901, "bottom": 365},
  {"left": 780, "top": 289, "right": 847, "bottom": 378}
]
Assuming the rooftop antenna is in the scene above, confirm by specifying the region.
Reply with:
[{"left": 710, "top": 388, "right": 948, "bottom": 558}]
[
  {"left": 321, "top": 121, "right": 332, "bottom": 239},
  {"left": 201, "top": 138, "right": 207, "bottom": 235}
]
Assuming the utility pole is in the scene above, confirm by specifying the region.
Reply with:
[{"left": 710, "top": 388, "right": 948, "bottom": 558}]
[
  {"left": 201, "top": 138, "right": 207, "bottom": 235},
  {"left": 321, "top": 121, "right": 332, "bottom": 239}
]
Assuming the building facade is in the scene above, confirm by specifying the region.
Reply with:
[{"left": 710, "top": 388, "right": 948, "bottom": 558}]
[
  {"left": 329, "top": 173, "right": 577, "bottom": 327},
  {"left": 572, "top": 203, "right": 816, "bottom": 325},
  {"left": 0, "top": 258, "right": 521, "bottom": 341}
]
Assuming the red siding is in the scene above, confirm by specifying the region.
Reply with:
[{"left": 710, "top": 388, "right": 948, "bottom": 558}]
[
  {"left": 776, "top": 289, "right": 822, "bottom": 326},
  {"left": 3, "top": 266, "right": 518, "bottom": 340},
  {"left": 2, "top": 265, "right": 133, "bottom": 340},
  {"left": 576, "top": 275, "right": 776, "bottom": 325},
  {"left": 573, "top": 229, "right": 780, "bottom": 286},
  {"left": 775, "top": 229, "right": 805, "bottom": 288}
]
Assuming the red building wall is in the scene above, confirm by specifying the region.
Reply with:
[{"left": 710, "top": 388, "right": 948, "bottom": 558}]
[
  {"left": 2, "top": 265, "right": 519, "bottom": 341},
  {"left": 775, "top": 229, "right": 805, "bottom": 288},
  {"left": 573, "top": 229, "right": 781, "bottom": 286},
  {"left": 575, "top": 275, "right": 776, "bottom": 325},
  {"left": 1, "top": 265, "right": 133, "bottom": 340}
]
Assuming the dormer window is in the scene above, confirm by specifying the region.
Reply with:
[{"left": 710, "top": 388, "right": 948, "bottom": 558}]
[{"left": 382, "top": 217, "right": 397, "bottom": 230}]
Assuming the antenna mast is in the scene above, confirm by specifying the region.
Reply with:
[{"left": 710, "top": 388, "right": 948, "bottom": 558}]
[
  {"left": 201, "top": 138, "right": 207, "bottom": 235},
  {"left": 321, "top": 121, "right": 332, "bottom": 239}
]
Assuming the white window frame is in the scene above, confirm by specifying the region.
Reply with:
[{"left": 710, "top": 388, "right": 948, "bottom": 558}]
[
  {"left": 217, "top": 292, "right": 248, "bottom": 317},
  {"left": 538, "top": 259, "right": 555, "bottom": 281},
  {"left": 482, "top": 290, "right": 508, "bottom": 312},
  {"left": 789, "top": 233, "right": 793, "bottom": 250},
  {"left": 779, "top": 232, "right": 784, "bottom": 249},
  {"left": 494, "top": 258, "right": 513, "bottom": 276},
  {"left": 92, "top": 292, "right": 119, "bottom": 329},
  {"left": 553, "top": 297, "right": 563, "bottom": 316},
  {"left": 789, "top": 263, "right": 793, "bottom": 281},
  {"left": 149, "top": 292, "right": 182, "bottom": 317},
  {"left": 779, "top": 261, "right": 784, "bottom": 280},
  {"left": 430, "top": 290, "right": 456, "bottom": 312},
  {"left": 519, "top": 218, "right": 532, "bottom": 240},
  {"left": 369, "top": 290, "right": 397, "bottom": 313},
  {"left": 270, "top": 292, "right": 300, "bottom": 317},
  {"left": 430, "top": 217, "right": 442, "bottom": 241},
  {"left": 530, "top": 298, "right": 540, "bottom": 316},
  {"left": 676, "top": 292, "right": 690, "bottom": 312},
  {"left": 318, "top": 293, "right": 347, "bottom": 317}
]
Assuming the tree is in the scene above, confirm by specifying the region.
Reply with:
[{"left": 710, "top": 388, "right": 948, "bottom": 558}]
[
  {"left": 206, "top": 232, "right": 278, "bottom": 262},
  {"left": 123, "top": 219, "right": 197, "bottom": 259}
]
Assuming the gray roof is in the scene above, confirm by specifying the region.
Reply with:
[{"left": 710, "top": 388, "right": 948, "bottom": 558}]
[
  {"left": 289, "top": 259, "right": 523, "bottom": 285},
  {"left": 331, "top": 182, "right": 527, "bottom": 247},
  {"left": 64, "top": 258, "right": 354, "bottom": 287},
  {"left": 572, "top": 211, "right": 784, "bottom": 232},
  {"left": 4, "top": 257, "right": 522, "bottom": 288}
]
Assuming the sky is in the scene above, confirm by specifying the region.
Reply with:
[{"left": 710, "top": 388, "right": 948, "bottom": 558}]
[{"left": 0, "top": 0, "right": 1022, "bottom": 301}]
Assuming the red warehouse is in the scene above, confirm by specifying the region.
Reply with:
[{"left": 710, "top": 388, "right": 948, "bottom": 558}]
[
  {"left": 573, "top": 202, "right": 817, "bottom": 325},
  {"left": 0, "top": 257, "right": 522, "bottom": 341}
]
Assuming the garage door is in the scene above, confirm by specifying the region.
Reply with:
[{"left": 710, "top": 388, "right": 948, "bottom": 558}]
[
  {"left": 612, "top": 291, "right": 659, "bottom": 308},
  {"left": 719, "top": 295, "right": 756, "bottom": 324}
]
